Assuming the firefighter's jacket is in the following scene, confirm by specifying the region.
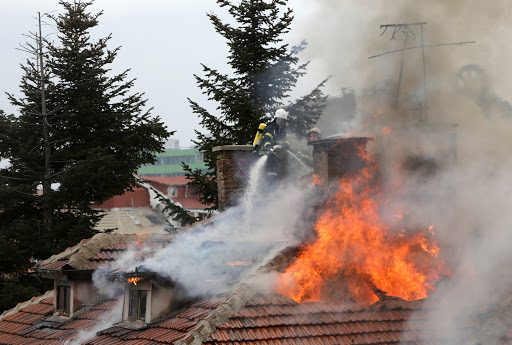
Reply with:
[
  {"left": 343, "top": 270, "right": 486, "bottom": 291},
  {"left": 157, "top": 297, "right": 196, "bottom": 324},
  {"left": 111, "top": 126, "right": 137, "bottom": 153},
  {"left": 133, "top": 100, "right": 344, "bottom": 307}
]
[{"left": 258, "top": 122, "right": 290, "bottom": 159}]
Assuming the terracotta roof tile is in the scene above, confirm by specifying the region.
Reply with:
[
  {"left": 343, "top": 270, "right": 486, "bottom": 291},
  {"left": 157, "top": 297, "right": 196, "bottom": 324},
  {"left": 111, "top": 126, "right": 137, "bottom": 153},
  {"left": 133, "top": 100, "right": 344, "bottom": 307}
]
[
  {"left": 78, "top": 310, "right": 108, "bottom": 320},
  {"left": 174, "top": 307, "right": 210, "bottom": 320},
  {"left": 20, "top": 304, "right": 54, "bottom": 316},
  {"left": 152, "top": 329, "right": 186, "bottom": 343},
  {"left": 3, "top": 312, "right": 45, "bottom": 325},
  {"left": 23, "top": 327, "right": 61, "bottom": 339},
  {"left": 60, "top": 319, "right": 97, "bottom": 331},
  {"left": 154, "top": 318, "right": 197, "bottom": 332},
  {"left": 91, "top": 251, "right": 123, "bottom": 261},
  {"left": 93, "top": 300, "right": 120, "bottom": 311},
  {"left": 85, "top": 335, "right": 155, "bottom": 345},
  {"left": 188, "top": 298, "right": 225, "bottom": 309},
  {"left": 0, "top": 322, "right": 32, "bottom": 334},
  {"left": 102, "top": 242, "right": 132, "bottom": 251},
  {"left": 40, "top": 298, "right": 54, "bottom": 306},
  {"left": 38, "top": 261, "right": 68, "bottom": 271},
  {"left": 96, "top": 327, "right": 134, "bottom": 338},
  {"left": 0, "top": 333, "right": 27, "bottom": 344}
]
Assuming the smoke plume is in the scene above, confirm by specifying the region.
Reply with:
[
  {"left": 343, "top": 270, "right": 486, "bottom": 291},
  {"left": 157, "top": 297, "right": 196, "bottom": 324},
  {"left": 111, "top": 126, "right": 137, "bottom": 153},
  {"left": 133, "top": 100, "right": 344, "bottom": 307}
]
[{"left": 291, "top": 0, "right": 512, "bottom": 341}]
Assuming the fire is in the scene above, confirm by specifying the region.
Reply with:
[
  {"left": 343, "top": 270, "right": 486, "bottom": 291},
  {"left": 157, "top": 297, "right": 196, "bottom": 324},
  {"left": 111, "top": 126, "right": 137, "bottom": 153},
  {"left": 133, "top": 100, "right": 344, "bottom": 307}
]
[
  {"left": 278, "top": 145, "right": 446, "bottom": 306},
  {"left": 128, "top": 277, "right": 143, "bottom": 285},
  {"left": 313, "top": 174, "right": 325, "bottom": 186}
]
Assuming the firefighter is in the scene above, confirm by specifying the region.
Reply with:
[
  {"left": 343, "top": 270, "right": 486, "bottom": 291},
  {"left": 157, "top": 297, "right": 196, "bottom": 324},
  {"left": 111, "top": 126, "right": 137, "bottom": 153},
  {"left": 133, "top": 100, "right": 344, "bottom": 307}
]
[
  {"left": 258, "top": 108, "right": 291, "bottom": 186},
  {"left": 307, "top": 127, "right": 322, "bottom": 143}
]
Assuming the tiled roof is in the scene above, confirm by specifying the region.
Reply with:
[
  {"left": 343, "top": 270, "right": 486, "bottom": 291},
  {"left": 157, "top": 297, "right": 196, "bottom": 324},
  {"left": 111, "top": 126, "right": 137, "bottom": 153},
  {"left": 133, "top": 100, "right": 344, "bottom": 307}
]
[
  {"left": 5, "top": 233, "right": 507, "bottom": 345},
  {"left": 0, "top": 293, "right": 122, "bottom": 344},
  {"left": 35, "top": 233, "right": 173, "bottom": 271},
  {"left": 0, "top": 288, "right": 493, "bottom": 345}
]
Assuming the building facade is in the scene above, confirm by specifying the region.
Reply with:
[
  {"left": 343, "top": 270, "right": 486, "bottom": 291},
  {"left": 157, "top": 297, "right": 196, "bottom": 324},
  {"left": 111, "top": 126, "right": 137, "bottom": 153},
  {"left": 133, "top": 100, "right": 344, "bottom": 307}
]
[{"left": 138, "top": 147, "right": 207, "bottom": 177}]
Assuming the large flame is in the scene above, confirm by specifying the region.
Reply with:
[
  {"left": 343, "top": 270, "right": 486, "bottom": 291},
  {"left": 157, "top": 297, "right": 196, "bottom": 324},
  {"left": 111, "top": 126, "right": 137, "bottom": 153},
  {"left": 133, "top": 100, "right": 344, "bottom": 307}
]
[{"left": 278, "top": 144, "right": 447, "bottom": 306}]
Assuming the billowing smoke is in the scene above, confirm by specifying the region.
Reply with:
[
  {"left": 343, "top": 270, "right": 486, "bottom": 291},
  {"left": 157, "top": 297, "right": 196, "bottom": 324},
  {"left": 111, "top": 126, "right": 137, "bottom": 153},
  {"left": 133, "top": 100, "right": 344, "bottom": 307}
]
[
  {"left": 94, "top": 157, "right": 315, "bottom": 299},
  {"left": 291, "top": 0, "right": 512, "bottom": 341}
]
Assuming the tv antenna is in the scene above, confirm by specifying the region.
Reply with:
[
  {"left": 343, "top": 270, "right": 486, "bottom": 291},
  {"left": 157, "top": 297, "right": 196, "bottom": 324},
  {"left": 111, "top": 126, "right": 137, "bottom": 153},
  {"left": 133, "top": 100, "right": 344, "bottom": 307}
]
[{"left": 369, "top": 22, "right": 475, "bottom": 121}]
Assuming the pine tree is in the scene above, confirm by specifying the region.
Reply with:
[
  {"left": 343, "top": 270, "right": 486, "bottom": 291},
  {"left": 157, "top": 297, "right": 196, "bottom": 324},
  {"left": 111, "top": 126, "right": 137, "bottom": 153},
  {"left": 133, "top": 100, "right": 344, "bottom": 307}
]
[
  {"left": 186, "top": 0, "right": 328, "bottom": 208},
  {"left": 0, "top": 0, "right": 170, "bottom": 310}
]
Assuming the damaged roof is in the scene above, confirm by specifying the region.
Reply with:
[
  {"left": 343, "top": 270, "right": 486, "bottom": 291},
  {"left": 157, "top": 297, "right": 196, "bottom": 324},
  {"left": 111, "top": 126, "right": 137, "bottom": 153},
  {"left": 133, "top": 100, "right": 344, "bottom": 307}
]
[
  {"left": 36, "top": 233, "right": 174, "bottom": 271},
  {"left": 4, "top": 233, "right": 508, "bottom": 345},
  {"left": 0, "top": 283, "right": 499, "bottom": 345}
]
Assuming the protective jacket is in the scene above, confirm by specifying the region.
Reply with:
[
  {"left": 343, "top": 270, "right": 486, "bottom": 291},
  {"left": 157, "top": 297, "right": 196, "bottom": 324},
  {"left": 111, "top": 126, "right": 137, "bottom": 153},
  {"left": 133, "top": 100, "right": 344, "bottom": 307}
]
[{"left": 258, "top": 121, "right": 290, "bottom": 159}]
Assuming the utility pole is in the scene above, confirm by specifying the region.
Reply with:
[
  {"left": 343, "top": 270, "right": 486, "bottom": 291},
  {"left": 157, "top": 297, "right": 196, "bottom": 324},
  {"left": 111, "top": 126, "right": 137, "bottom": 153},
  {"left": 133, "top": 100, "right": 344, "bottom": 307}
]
[
  {"left": 369, "top": 22, "right": 475, "bottom": 122},
  {"left": 17, "top": 12, "right": 54, "bottom": 232},
  {"left": 38, "top": 12, "right": 53, "bottom": 233}
]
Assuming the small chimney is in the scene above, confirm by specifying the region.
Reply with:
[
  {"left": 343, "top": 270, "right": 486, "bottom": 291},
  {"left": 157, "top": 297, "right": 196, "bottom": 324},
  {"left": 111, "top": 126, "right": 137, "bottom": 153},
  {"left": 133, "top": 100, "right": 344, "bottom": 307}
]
[
  {"left": 310, "top": 137, "right": 374, "bottom": 184},
  {"left": 213, "top": 145, "right": 254, "bottom": 211}
]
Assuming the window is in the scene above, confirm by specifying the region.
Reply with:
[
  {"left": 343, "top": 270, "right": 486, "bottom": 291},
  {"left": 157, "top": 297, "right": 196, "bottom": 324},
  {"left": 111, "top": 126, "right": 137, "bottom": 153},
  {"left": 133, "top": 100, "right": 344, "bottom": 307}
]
[
  {"left": 167, "top": 187, "right": 178, "bottom": 197},
  {"left": 56, "top": 284, "right": 71, "bottom": 314},
  {"left": 128, "top": 289, "right": 147, "bottom": 320}
]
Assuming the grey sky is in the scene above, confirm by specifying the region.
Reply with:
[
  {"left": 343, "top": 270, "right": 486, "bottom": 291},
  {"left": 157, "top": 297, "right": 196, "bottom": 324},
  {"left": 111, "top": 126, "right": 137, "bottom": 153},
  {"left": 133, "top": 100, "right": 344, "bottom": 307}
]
[{"left": 0, "top": 0, "right": 319, "bottom": 147}]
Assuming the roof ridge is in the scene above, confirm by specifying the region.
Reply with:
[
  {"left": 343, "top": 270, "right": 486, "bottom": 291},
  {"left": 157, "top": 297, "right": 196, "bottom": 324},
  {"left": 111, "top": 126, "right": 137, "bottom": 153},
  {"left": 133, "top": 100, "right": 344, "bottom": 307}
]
[
  {"left": 0, "top": 290, "right": 54, "bottom": 321},
  {"left": 174, "top": 283, "right": 256, "bottom": 345},
  {"left": 37, "top": 233, "right": 138, "bottom": 270},
  {"left": 68, "top": 233, "right": 138, "bottom": 269}
]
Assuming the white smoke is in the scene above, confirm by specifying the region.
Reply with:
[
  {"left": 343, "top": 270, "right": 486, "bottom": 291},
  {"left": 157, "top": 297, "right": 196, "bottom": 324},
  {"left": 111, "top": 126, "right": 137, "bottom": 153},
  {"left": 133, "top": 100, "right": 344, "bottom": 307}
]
[
  {"left": 92, "top": 159, "right": 316, "bottom": 300},
  {"left": 66, "top": 299, "right": 123, "bottom": 345},
  {"left": 141, "top": 179, "right": 315, "bottom": 297}
]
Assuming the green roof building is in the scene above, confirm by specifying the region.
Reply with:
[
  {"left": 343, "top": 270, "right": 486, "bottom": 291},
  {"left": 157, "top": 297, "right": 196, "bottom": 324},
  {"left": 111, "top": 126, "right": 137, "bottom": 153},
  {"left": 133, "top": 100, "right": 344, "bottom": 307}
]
[{"left": 138, "top": 147, "right": 207, "bottom": 177}]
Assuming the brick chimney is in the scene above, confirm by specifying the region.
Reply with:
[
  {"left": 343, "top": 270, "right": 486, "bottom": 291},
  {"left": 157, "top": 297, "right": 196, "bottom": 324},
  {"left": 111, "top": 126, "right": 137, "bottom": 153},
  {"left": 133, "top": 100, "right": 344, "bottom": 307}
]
[
  {"left": 212, "top": 145, "right": 254, "bottom": 211},
  {"left": 310, "top": 137, "right": 374, "bottom": 184}
]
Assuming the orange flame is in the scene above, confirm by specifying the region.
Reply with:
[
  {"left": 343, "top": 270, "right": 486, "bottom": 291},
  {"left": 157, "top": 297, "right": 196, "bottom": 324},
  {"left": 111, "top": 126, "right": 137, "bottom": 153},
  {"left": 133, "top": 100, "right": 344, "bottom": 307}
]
[
  {"left": 313, "top": 174, "right": 325, "bottom": 186},
  {"left": 277, "top": 148, "right": 446, "bottom": 306},
  {"left": 128, "top": 277, "right": 143, "bottom": 285}
]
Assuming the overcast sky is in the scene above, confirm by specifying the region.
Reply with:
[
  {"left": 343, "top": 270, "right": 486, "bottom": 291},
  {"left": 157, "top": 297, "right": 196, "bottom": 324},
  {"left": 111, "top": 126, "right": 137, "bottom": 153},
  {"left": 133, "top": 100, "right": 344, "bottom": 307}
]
[
  {"left": 0, "top": 0, "right": 321, "bottom": 147},
  {"left": 3, "top": 1, "right": 506, "bottom": 148}
]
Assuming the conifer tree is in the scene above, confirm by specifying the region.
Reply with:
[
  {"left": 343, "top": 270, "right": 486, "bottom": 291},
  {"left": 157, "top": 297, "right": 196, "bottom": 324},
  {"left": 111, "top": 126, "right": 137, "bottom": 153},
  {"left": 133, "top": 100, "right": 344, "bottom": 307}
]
[
  {"left": 0, "top": 0, "right": 170, "bottom": 310},
  {"left": 186, "top": 0, "right": 328, "bottom": 208}
]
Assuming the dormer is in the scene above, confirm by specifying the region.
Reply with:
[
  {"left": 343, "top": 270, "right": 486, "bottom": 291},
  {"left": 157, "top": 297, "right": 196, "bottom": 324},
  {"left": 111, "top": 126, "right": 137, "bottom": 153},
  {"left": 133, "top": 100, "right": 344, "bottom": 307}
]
[
  {"left": 34, "top": 233, "right": 139, "bottom": 319},
  {"left": 51, "top": 274, "right": 103, "bottom": 318},
  {"left": 119, "top": 270, "right": 186, "bottom": 329}
]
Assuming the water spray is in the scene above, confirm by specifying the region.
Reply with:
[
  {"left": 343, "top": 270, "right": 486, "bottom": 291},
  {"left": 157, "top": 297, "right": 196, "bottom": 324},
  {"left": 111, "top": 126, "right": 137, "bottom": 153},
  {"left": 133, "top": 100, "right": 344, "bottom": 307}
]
[
  {"left": 287, "top": 151, "right": 311, "bottom": 174},
  {"left": 241, "top": 155, "right": 268, "bottom": 232}
]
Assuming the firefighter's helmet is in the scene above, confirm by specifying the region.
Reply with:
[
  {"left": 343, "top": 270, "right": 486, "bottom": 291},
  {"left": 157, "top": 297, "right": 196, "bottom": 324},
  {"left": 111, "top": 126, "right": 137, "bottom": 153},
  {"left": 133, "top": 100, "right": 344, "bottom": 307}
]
[
  {"left": 274, "top": 108, "right": 289, "bottom": 120},
  {"left": 307, "top": 127, "right": 322, "bottom": 139}
]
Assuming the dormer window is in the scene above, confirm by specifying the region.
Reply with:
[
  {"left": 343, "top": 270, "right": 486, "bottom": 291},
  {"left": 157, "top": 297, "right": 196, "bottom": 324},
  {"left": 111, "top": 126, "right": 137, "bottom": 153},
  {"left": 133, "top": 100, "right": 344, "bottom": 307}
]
[
  {"left": 123, "top": 278, "right": 152, "bottom": 327},
  {"left": 56, "top": 284, "right": 71, "bottom": 314},
  {"left": 48, "top": 278, "right": 103, "bottom": 320},
  {"left": 128, "top": 289, "right": 147, "bottom": 320},
  {"left": 53, "top": 280, "right": 73, "bottom": 317},
  {"left": 120, "top": 273, "right": 186, "bottom": 328}
]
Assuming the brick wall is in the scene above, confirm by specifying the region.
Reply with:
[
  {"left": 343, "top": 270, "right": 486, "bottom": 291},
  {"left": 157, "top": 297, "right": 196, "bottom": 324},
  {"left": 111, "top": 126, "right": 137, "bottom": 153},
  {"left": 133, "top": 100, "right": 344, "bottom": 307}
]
[{"left": 213, "top": 145, "right": 255, "bottom": 211}]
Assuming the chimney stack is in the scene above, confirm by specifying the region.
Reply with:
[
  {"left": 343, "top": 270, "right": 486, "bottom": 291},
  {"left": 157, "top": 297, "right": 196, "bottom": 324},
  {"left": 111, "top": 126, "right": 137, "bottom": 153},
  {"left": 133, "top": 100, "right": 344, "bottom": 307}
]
[
  {"left": 213, "top": 145, "right": 254, "bottom": 211},
  {"left": 310, "top": 137, "right": 374, "bottom": 185}
]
